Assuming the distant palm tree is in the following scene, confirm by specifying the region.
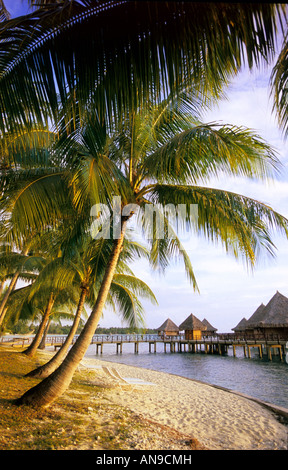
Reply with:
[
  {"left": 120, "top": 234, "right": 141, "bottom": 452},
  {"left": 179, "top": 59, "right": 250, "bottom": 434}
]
[
  {"left": 0, "top": 244, "right": 47, "bottom": 330},
  {"left": 16, "top": 93, "right": 288, "bottom": 407}
]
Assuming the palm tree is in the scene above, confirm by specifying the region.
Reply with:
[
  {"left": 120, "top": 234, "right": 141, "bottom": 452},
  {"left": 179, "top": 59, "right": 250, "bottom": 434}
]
[
  {"left": 0, "top": 243, "right": 47, "bottom": 330},
  {"left": 15, "top": 93, "right": 288, "bottom": 407},
  {"left": 0, "top": 2, "right": 283, "bottom": 133}
]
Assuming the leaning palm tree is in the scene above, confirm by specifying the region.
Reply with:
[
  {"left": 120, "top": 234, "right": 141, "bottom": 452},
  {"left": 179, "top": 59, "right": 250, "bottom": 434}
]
[{"left": 15, "top": 92, "right": 288, "bottom": 407}]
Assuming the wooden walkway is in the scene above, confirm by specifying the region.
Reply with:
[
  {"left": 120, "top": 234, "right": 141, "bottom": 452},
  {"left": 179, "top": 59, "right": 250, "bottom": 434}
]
[
  {"left": 1, "top": 334, "right": 287, "bottom": 362},
  {"left": 90, "top": 334, "right": 288, "bottom": 362}
]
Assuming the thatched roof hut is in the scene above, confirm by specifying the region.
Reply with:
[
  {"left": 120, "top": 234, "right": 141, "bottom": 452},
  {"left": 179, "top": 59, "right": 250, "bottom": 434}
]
[
  {"left": 179, "top": 314, "right": 206, "bottom": 340},
  {"left": 240, "top": 292, "right": 288, "bottom": 339},
  {"left": 202, "top": 318, "right": 217, "bottom": 335},
  {"left": 245, "top": 303, "right": 266, "bottom": 329},
  {"left": 250, "top": 292, "right": 288, "bottom": 328},
  {"left": 232, "top": 317, "right": 248, "bottom": 332},
  {"left": 157, "top": 318, "right": 179, "bottom": 337}
]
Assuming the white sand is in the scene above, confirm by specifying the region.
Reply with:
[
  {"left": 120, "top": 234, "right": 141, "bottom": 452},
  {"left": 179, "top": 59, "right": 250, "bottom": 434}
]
[{"left": 81, "top": 357, "right": 288, "bottom": 451}]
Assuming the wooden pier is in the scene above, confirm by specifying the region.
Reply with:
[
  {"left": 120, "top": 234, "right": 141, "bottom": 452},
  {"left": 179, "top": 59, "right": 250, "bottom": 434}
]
[
  {"left": 1, "top": 333, "right": 287, "bottom": 362},
  {"left": 90, "top": 334, "right": 288, "bottom": 362}
]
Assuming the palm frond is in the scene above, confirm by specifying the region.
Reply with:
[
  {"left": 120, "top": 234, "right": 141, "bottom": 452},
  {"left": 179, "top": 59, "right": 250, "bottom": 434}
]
[
  {"left": 138, "top": 202, "right": 199, "bottom": 291},
  {"left": 270, "top": 28, "right": 288, "bottom": 137},
  {"left": 149, "top": 184, "right": 288, "bottom": 265},
  {"left": 107, "top": 281, "right": 146, "bottom": 328},
  {"left": 0, "top": 1, "right": 10, "bottom": 22},
  {"left": 112, "top": 274, "right": 157, "bottom": 305},
  {"left": 1, "top": 170, "right": 70, "bottom": 241},
  {"left": 140, "top": 123, "right": 281, "bottom": 186},
  {"left": 0, "top": 2, "right": 281, "bottom": 131}
]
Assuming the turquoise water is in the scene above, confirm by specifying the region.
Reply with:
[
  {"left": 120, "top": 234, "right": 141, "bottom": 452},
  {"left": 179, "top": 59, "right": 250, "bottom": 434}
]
[{"left": 85, "top": 341, "right": 288, "bottom": 409}]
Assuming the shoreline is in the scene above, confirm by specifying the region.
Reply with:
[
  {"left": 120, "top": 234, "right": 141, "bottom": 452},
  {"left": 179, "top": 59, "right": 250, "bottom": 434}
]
[
  {"left": 81, "top": 354, "right": 288, "bottom": 421},
  {"left": 80, "top": 355, "right": 288, "bottom": 450},
  {"left": 1, "top": 346, "right": 287, "bottom": 450}
]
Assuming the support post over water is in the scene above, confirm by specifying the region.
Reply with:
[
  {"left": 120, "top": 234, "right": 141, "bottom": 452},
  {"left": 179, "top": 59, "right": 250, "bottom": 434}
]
[{"left": 91, "top": 335, "right": 287, "bottom": 360}]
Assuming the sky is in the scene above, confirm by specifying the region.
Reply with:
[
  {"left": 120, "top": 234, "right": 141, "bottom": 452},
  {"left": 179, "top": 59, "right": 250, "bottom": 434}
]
[{"left": 4, "top": 1, "right": 288, "bottom": 332}]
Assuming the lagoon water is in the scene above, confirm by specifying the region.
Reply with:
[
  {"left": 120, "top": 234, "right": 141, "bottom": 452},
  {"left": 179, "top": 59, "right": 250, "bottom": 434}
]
[{"left": 85, "top": 341, "right": 288, "bottom": 409}]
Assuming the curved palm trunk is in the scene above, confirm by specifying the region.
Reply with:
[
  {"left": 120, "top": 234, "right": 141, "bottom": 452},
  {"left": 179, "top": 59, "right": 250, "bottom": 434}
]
[
  {"left": 0, "top": 247, "right": 30, "bottom": 329},
  {"left": 27, "top": 286, "right": 88, "bottom": 379},
  {"left": 38, "top": 318, "right": 51, "bottom": 350},
  {"left": 0, "top": 271, "right": 20, "bottom": 329},
  {"left": 22, "top": 293, "right": 55, "bottom": 357},
  {"left": 0, "top": 308, "right": 7, "bottom": 334},
  {"left": 16, "top": 218, "right": 128, "bottom": 408}
]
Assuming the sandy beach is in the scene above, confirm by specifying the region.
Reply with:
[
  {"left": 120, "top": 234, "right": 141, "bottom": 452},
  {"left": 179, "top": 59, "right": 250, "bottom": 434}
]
[{"left": 81, "top": 356, "right": 288, "bottom": 451}]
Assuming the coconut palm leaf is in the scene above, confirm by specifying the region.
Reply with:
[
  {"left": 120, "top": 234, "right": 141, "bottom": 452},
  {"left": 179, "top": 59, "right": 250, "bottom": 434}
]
[
  {"left": 0, "top": 1, "right": 10, "bottom": 22},
  {"left": 148, "top": 184, "right": 288, "bottom": 264},
  {"left": 140, "top": 123, "right": 281, "bottom": 185},
  {"left": 0, "top": 126, "right": 56, "bottom": 169},
  {"left": 270, "top": 26, "right": 288, "bottom": 136},
  {"left": 0, "top": 2, "right": 282, "bottom": 132},
  {"left": 107, "top": 274, "right": 157, "bottom": 328}
]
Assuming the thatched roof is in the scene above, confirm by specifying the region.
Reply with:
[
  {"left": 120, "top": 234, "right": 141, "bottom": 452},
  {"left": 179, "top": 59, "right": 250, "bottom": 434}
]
[
  {"left": 248, "top": 291, "right": 288, "bottom": 328},
  {"left": 245, "top": 303, "right": 266, "bottom": 329},
  {"left": 179, "top": 314, "right": 207, "bottom": 331},
  {"left": 202, "top": 318, "right": 217, "bottom": 332},
  {"left": 232, "top": 317, "right": 248, "bottom": 331},
  {"left": 157, "top": 318, "right": 179, "bottom": 332}
]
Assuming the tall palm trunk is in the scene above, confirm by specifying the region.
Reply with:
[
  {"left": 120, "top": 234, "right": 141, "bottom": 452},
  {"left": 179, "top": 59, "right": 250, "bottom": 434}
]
[
  {"left": 22, "top": 292, "right": 55, "bottom": 357},
  {"left": 16, "top": 217, "right": 128, "bottom": 407},
  {"left": 27, "top": 286, "right": 88, "bottom": 379}
]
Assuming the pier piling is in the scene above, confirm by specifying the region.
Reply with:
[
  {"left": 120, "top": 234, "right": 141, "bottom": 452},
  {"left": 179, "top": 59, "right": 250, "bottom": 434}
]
[{"left": 87, "top": 334, "right": 287, "bottom": 362}]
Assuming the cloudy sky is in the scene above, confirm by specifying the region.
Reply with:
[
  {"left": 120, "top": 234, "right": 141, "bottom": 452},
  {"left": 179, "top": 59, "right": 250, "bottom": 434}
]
[{"left": 5, "top": 1, "right": 288, "bottom": 332}]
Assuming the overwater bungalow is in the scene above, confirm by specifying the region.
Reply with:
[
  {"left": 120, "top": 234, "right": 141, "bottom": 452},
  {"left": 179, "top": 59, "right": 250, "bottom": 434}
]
[
  {"left": 179, "top": 314, "right": 207, "bottom": 340},
  {"left": 246, "top": 291, "right": 288, "bottom": 339},
  {"left": 157, "top": 318, "right": 179, "bottom": 338},
  {"left": 234, "top": 292, "right": 288, "bottom": 340},
  {"left": 245, "top": 303, "right": 266, "bottom": 330},
  {"left": 232, "top": 317, "right": 248, "bottom": 335},
  {"left": 202, "top": 318, "right": 218, "bottom": 337}
]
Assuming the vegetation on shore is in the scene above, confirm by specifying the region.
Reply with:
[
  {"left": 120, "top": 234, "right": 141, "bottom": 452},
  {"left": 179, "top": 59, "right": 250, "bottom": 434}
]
[{"left": 7, "top": 321, "right": 157, "bottom": 336}]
